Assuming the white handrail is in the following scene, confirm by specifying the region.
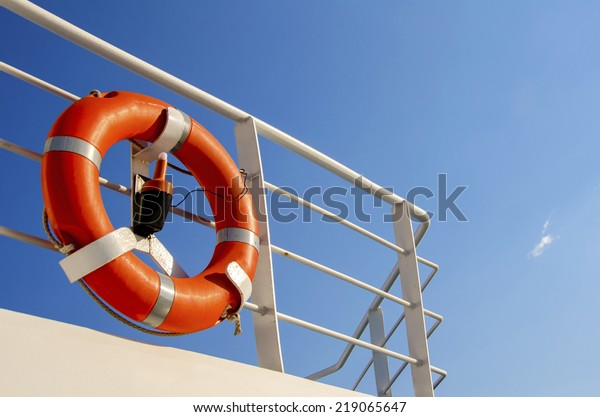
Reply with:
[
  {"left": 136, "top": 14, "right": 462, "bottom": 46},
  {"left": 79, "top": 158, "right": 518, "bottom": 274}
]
[
  {"left": 0, "top": 61, "right": 79, "bottom": 102},
  {"left": 264, "top": 180, "right": 439, "bottom": 268}
]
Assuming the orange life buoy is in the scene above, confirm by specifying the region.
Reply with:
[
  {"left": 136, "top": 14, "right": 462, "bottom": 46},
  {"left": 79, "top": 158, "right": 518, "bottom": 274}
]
[{"left": 41, "top": 91, "right": 259, "bottom": 333}]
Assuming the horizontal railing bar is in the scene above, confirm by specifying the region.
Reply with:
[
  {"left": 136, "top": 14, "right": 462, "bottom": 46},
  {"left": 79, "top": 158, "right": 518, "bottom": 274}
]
[
  {"left": 244, "top": 302, "right": 447, "bottom": 391},
  {"left": 271, "top": 244, "right": 443, "bottom": 323},
  {"left": 245, "top": 302, "right": 448, "bottom": 381},
  {"left": 417, "top": 257, "right": 439, "bottom": 272},
  {"left": 0, "top": 225, "right": 58, "bottom": 251},
  {"left": 245, "top": 301, "right": 416, "bottom": 363},
  {"left": 276, "top": 312, "right": 417, "bottom": 365},
  {"left": 245, "top": 302, "right": 418, "bottom": 364},
  {"left": 242, "top": 301, "right": 259, "bottom": 312},
  {"left": 0, "top": 137, "right": 45, "bottom": 162},
  {"left": 308, "top": 257, "right": 440, "bottom": 381},
  {"left": 424, "top": 310, "right": 443, "bottom": 322},
  {"left": 264, "top": 181, "right": 442, "bottom": 271},
  {"left": 0, "top": 138, "right": 215, "bottom": 228},
  {"left": 0, "top": 61, "right": 79, "bottom": 102},
  {"left": 271, "top": 245, "right": 411, "bottom": 308},
  {"left": 265, "top": 181, "right": 405, "bottom": 253},
  {"left": 169, "top": 206, "right": 214, "bottom": 228},
  {"left": 276, "top": 311, "right": 417, "bottom": 364},
  {"left": 0, "top": 0, "right": 431, "bottom": 245},
  {"left": 243, "top": 301, "right": 268, "bottom": 315},
  {"left": 430, "top": 365, "right": 447, "bottom": 376},
  {"left": 98, "top": 177, "right": 129, "bottom": 196}
]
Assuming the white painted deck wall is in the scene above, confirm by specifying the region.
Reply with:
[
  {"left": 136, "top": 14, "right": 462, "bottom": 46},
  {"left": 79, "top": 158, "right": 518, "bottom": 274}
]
[{"left": 0, "top": 309, "right": 365, "bottom": 397}]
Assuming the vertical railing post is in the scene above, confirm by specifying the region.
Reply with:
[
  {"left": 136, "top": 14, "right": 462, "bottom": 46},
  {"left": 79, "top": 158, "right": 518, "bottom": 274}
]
[
  {"left": 392, "top": 202, "right": 434, "bottom": 396},
  {"left": 235, "top": 117, "right": 284, "bottom": 372},
  {"left": 368, "top": 307, "right": 392, "bottom": 397}
]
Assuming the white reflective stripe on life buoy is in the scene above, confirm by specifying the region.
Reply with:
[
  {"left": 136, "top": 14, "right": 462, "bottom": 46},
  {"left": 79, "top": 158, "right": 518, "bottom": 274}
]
[
  {"left": 44, "top": 136, "right": 102, "bottom": 170},
  {"left": 141, "top": 272, "right": 176, "bottom": 328},
  {"left": 216, "top": 227, "right": 260, "bottom": 252},
  {"left": 133, "top": 107, "right": 191, "bottom": 162}
]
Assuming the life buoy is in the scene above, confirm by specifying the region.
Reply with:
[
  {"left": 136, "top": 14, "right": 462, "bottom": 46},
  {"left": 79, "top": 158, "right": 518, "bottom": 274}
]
[{"left": 41, "top": 91, "right": 259, "bottom": 334}]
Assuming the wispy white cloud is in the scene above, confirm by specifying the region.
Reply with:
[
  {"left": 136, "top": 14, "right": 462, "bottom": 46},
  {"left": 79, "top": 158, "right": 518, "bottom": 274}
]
[
  {"left": 528, "top": 215, "right": 557, "bottom": 258},
  {"left": 542, "top": 217, "right": 550, "bottom": 234},
  {"left": 529, "top": 234, "right": 555, "bottom": 258}
]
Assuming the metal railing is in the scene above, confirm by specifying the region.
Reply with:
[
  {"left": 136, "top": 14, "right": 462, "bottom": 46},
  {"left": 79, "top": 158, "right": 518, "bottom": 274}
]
[{"left": 0, "top": 0, "right": 446, "bottom": 396}]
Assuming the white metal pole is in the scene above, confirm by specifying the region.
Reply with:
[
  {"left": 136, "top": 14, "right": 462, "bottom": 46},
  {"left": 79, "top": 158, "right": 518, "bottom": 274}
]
[
  {"left": 0, "top": 61, "right": 79, "bottom": 102},
  {"left": 0, "top": 226, "right": 57, "bottom": 251},
  {"left": 235, "top": 117, "right": 284, "bottom": 373},
  {"left": 393, "top": 202, "right": 434, "bottom": 396}
]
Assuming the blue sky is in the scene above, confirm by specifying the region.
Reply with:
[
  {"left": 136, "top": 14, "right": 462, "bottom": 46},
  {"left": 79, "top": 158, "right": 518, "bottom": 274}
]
[{"left": 1, "top": 1, "right": 600, "bottom": 396}]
